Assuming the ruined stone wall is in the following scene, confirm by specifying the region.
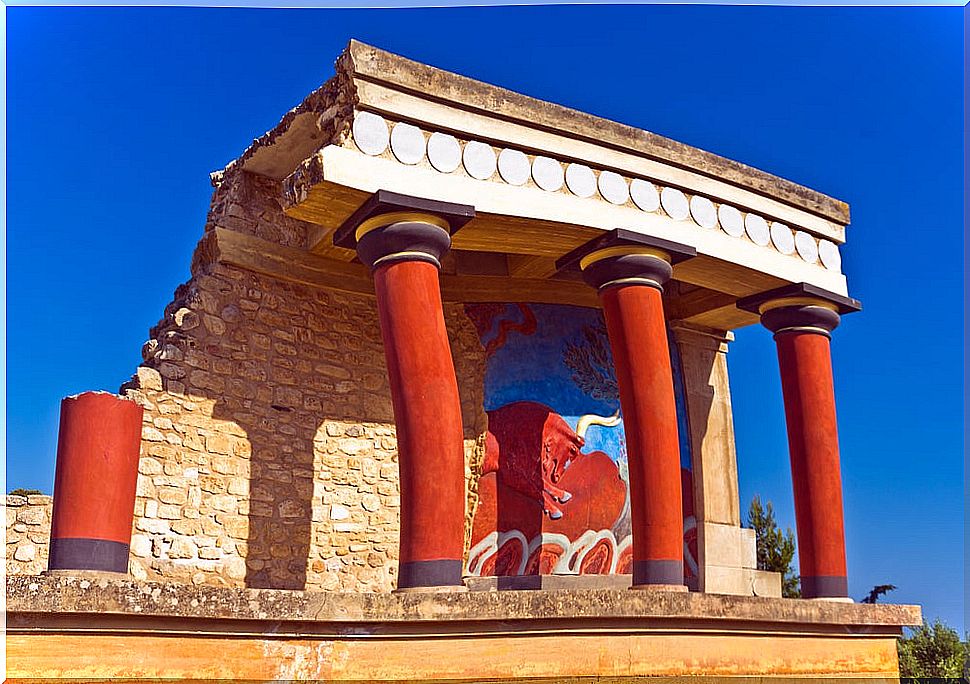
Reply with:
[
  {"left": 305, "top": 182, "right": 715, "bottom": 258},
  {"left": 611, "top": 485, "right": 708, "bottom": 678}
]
[
  {"left": 6, "top": 495, "right": 53, "bottom": 576},
  {"left": 118, "top": 259, "right": 486, "bottom": 592}
]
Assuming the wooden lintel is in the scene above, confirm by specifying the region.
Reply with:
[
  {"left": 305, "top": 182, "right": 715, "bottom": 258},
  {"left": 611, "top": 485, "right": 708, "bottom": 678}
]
[
  {"left": 507, "top": 254, "right": 559, "bottom": 279},
  {"left": 205, "top": 227, "right": 600, "bottom": 308}
]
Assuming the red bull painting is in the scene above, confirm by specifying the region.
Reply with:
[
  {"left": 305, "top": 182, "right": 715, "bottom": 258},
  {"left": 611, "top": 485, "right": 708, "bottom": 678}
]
[{"left": 464, "top": 303, "right": 697, "bottom": 585}]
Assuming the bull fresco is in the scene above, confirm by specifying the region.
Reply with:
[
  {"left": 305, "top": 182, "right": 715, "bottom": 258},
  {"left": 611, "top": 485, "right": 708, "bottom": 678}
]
[{"left": 464, "top": 303, "right": 697, "bottom": 583}]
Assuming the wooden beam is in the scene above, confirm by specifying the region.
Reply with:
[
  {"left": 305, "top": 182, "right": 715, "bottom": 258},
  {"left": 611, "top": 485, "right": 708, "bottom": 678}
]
[
  {"left": 507, "top": 255, "right": 559, "bottom": 279},
  {"left": 204, "top": 227, "right": 600, "bottom": 308}
]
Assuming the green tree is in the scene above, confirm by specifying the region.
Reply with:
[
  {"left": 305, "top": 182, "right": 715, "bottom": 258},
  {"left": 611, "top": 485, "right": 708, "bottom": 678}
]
[
  {"left": 8, "top": 488, "right": 44, "bottom": 497},
  {"left": 746, "top": 496, "right": 800, "bottom": 598},
  {"left": 897, "top": 619, "right": 966, "bottom": 680}
]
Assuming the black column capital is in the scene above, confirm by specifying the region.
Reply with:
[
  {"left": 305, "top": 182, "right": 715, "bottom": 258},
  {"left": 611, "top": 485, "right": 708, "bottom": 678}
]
[
  {"left": 737, "top": 282, "right": 861, "bottom": 339},
  {"left": 556, "top": 228, "right": 696, "bottom": 292},
  {"left": 333, "top": 190, "right": 475, "bottom": 270}
]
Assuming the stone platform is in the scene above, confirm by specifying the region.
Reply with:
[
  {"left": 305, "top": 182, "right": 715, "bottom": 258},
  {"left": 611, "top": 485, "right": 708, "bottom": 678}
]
[{"left": 7, "top": 575, "right": 919, "bottom": 682}]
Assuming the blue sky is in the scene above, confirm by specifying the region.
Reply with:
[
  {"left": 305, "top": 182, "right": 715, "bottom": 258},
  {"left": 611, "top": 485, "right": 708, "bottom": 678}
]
[{"left": 6, "top": 6, "right": 963, "bottom": 630}]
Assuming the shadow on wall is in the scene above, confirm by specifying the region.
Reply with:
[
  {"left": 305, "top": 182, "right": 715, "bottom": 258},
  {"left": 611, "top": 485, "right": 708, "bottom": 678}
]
[{"left": 139, "top": 262, "right": 487, "bottom": 591}]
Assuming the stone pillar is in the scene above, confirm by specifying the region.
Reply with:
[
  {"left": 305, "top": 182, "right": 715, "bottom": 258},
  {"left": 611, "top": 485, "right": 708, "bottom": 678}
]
[
  {"left": 739, "top": 283, "right": 861, "bottom": 600},
  {"left": 558, "top": 230, "right": 696, "bottom": 590},
  {"left": 48, "top": 391, "right": 144, "bottom": 574},
  {"left": 669, "top": 323, "right": 780, "bottom": 597},
  {"left": 334, "top": 191, "right": 475, "bottom": 591}
]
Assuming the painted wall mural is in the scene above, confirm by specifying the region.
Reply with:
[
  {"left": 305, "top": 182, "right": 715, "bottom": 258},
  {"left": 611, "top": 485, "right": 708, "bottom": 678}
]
[{"left": 464, "top": 303, "right": 697, "bottom": 583}]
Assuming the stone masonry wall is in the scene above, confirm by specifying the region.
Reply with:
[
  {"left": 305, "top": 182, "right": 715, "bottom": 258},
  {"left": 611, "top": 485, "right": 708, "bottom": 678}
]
[
  {"left": 6, "top": 167, "right": 488, "bottom": 592},
  {"left": 6, "top": 495, "right": 53, "bottom": 576},
  {"left": 118, "top": 262, "right": 486, "bottom": 592}
]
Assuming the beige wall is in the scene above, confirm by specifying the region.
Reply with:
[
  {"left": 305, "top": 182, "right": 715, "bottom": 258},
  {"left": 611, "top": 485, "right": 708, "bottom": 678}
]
[
  {"left": 119, "top": 261, "right": 486, "bottom": 591},
  {"left": 6, "top": 494, "right": 52, "bottom": 576}
]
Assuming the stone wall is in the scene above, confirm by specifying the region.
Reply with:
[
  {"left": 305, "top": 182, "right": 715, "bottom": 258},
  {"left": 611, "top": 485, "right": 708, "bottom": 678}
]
[
  {"left": 119, "top": 261, "right": 486, "bottom": 592},
  {"left": 6, "top": 167, "right": 488, "bottom": 592},
  {"left": 6, "top": 495, "right": 53, "bottom": 576}
]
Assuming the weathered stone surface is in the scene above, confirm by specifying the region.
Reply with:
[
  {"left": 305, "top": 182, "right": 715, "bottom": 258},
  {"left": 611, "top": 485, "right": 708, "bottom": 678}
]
[{"left": 7, "top": 575, "right": 920, "bottom": 627}]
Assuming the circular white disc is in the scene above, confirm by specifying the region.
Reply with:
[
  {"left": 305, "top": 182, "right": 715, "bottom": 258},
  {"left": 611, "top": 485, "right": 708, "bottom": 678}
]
[
  {"left": 770, "top": 222, "right": 796, "bottom": 255},
  {"left": 427, "top": 132, "right": 461, "bottom": 173},
  {"left": 661, "top": 187, "right": 690, "bottom": 220},
  {"left": 565, "top": 163, "right": 597, "bottom": 198},
  {"left": 630, "top": 179, "right": 660, "bottom": 212},
  {"left": 463, "top": 140, "right": 496, "bottom": 180},
  {"left": 352, "top": 111, "right": 389, "bottom": 156},
  {"left": 389, "top": 122, "right": 425, "bottom": 165},
  {"left": 718, "top": 205, "right": 744, "bottom": 237},
  {"left": 818, "top": 240, "right": 842, "bottom": 271},
  {"left": 690, "top": 195, "right": 717, "bottom": 229},
  {"left": 532, "top": 156, "right": 564, "bottom": 192},
  {"left": 745, "top": 213, "right": 770, "bottom": 246},
  {"left": 794, "top": 231, "right": 819, "bottom": 264},
  {"left": 598, "top": 171, "right": 629, "bottom": 205},
  {"left": 498, "top": 148, "right": 531, "bottom": 186}
]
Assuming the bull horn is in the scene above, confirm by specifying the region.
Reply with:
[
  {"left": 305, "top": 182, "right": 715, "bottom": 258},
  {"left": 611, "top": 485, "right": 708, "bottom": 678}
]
[{"left": 576, "top": 411, "right": 621, "bottom": 439}]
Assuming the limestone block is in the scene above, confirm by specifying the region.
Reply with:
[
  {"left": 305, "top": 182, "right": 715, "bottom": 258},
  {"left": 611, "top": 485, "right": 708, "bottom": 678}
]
[
  {"left": 14, "top": 545, "right": 36, "bottom": 562},
  {"left": 745, "top": 568, "right": 782, "bottom": 598},
  {"left": 702, "top": 565, "right": 749, "bottom": 596},
  {"left": 740, "top": 527, "right": 758, "bottom": 569},
  {"left": 701, "top": 522, "right": 742, "bottom": 569}
]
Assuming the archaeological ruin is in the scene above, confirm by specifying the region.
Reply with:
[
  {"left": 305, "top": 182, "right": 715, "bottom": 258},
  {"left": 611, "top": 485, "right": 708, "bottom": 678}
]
[{"left": 7, "top": 40, "right": 919, "bottom": 681}]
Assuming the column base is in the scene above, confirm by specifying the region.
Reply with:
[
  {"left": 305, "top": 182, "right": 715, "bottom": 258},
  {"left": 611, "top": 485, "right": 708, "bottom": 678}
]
[
  {"left": 393, "top": 584, "right": 469, "bottom": 594},
  {"left": 630, "top": 583, "right": 689, "bottom": 593},
  {"left": 43, "top": 569, "right": 128, "bottom": 580},
  {"left": 48, "top": 538, "right": 130, "bottom": 574},
  {"left": 811, "top": 596, "right": 854, "bottom": 603},
  {"left": 800, "top": 575, "right": 849, "bottom": 600},
  {"left": 396, "top": 559, "right": 464, "bottom": 591}
]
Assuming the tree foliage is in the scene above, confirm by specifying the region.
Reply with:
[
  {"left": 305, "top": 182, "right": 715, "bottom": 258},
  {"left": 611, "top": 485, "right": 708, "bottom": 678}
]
[
  {"left": 562, "top": 319, "right": 618, "bottom": 402},
  {"left": 8, "top": 488, "right": 44, "bottom": 497},
  {"left": 746, "top": 496, "right": 800, "bottom": 598},
  {"left": 897, "top": 619, "right": 967, "bottom": 681}
]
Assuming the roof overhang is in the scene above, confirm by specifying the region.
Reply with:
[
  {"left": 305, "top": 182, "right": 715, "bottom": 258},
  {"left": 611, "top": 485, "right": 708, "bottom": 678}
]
[{"left": 216, "top": 40, "right": 856, "bottom": 331}]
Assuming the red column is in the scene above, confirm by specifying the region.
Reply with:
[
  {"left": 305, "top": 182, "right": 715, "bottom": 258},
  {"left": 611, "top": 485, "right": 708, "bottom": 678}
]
[
  {"left": 373, "top": 257, "right": 466, "bottom": 590},
  {"left": 560, "top": 233, "right": 697, "bottom": 590},
  {"left": 336, "top": 199, "right": 473, "bottom": 591},
  {"left": 771, "top": 311, "right": 848, "bottom": 599},
  {"left": 49, "top": 391, "right": 144, "bottom": 574},
  {"left": 739, "top": 284, "right": 860, "bottom": 599},
  {"left": 600, "top": 282, "right": 685, "bottom": 589}
]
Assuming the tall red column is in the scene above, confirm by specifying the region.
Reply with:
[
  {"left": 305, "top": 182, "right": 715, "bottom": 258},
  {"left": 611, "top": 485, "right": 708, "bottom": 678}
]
[
  {"left": 334, "top": 191, "right": 474, "bottom": 591},
  {"left": 560, "top": 230, "right": 696, "bottom": 589},
  {"left": 49, "top": 391, "right": 144, "bottom": 574},
  {"left": 740, "top": 284, "right": 861, "bottom": 599}
]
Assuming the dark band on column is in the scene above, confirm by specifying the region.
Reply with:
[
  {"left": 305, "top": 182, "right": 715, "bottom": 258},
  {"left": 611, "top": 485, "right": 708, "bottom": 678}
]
[
  {"left": 762, "top": 304, "right": 842, "bottom": 338},
  {"left": 397, "top": 559, "right": 464, "bottom": 589},
  {"left": 738, "top": 282, "right": 861, "bottom": 337},
  {"left": 555, "top": 228, "right": 696, "bottom": 288},
  {"left": 801, "top": 575, "right": 849, "bottom": 599},
  {"left": 632, "top": 559, "right": 685, "bottom": 587},
  {"left": 49, "top": 538, "right": 130, "bottom": 573}
]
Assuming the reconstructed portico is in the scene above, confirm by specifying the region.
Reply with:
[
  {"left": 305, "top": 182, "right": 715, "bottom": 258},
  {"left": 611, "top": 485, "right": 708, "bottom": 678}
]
[{"left": 7, "top": 40, "right": 918, "bottom": 681}]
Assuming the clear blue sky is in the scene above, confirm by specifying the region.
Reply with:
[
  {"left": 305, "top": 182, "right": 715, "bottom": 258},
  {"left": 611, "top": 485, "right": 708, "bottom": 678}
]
[{"left": 7, "top": 6, "right": 964, "bottom": 631}]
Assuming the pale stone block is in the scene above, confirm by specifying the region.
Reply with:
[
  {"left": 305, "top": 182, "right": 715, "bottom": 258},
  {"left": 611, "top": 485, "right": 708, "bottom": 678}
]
[
  {"left": 13, "top": 544, "right": 36, "bottom": 562},
  {"left": 702, "top": 565, "right": 749, "bottom": 596},
  {"left": 740, "top": 527, "right": 758, "bottom": 569},
  {"left": 701, "top": 522, "right": 742, "bottom": 569},
  {"left": 745, "top": 568, "right": 782, "bottom": 598},
  {"left": 130, "top": 534, "right": 152, "bottom": 558}
]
